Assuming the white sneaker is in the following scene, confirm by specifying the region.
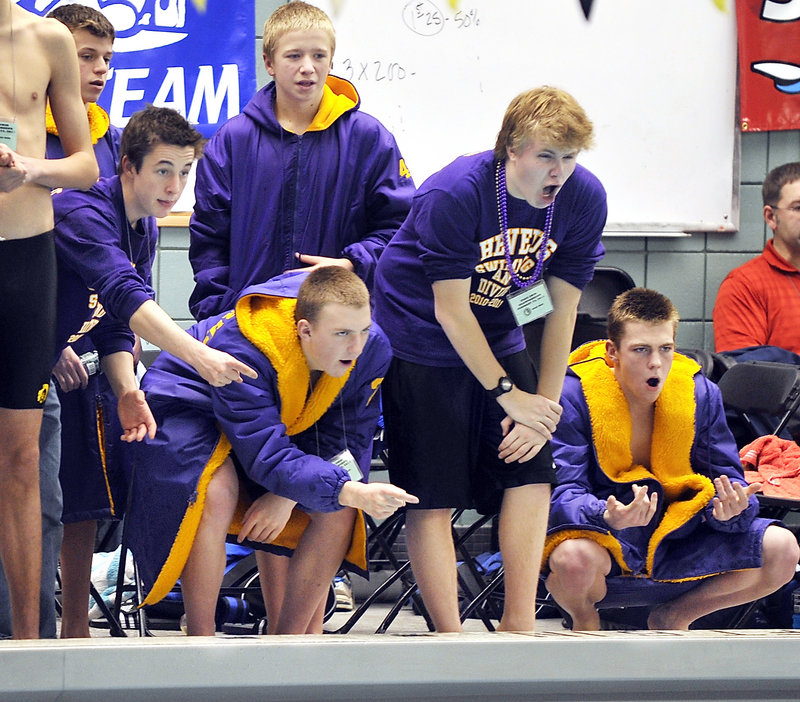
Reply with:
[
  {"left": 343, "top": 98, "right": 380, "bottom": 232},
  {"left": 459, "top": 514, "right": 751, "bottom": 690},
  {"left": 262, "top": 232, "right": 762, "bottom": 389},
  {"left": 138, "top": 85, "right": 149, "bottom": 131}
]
[{"left": 333, "top": 574, "right": 354, "bottom": 612}]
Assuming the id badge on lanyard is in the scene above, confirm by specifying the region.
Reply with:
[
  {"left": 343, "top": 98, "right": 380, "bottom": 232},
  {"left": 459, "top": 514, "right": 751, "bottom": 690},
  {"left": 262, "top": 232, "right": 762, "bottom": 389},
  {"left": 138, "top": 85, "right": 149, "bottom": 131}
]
[
  {"left": 506, "top": 279, "right": 553, "bottom": 326},
  {"left": 330, "top": 448, "right": 363, "bottom": 481},
  {"left": 0, "top": 120, "right": 18, "bottom": 150}
]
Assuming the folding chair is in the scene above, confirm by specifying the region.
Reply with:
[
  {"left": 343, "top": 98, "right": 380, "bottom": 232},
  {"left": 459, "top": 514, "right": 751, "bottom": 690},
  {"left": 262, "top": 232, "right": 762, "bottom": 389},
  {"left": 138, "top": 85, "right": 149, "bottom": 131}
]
[
  {"left": 676, "top": 348, "right": 733, "bottom": 384},
  {"left": 717, "top": 360, "right": 800, "bottom": 446},
  {"left": 524, "top": 265, "right": 635, "bottom": 370}
]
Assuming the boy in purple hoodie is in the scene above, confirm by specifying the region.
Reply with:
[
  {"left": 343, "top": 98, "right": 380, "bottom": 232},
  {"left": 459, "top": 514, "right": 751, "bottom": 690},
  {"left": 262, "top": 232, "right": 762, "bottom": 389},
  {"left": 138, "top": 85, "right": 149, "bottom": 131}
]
[
  {"left": 188, "top": 1, "right": 414, "bottom": 320},
  {"left": 52, "top": 105, "right": 257, "bottom": 637}
]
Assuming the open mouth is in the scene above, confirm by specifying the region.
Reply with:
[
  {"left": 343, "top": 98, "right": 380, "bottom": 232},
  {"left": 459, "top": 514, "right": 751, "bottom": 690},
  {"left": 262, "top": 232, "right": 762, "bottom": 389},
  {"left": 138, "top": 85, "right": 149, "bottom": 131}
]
[
  {"left": 647, "top": 377, "right": 660, "bottom": 388},
  {"left": 543, "top": 185, "right": 558, "bottom": 196}
]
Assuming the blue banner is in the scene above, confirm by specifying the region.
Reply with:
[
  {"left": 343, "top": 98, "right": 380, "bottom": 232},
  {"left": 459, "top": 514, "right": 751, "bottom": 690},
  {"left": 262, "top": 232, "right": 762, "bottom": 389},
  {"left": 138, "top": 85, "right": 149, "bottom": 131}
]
[{"left": 18, "top": 1, "right": 256, "bottom": 137}]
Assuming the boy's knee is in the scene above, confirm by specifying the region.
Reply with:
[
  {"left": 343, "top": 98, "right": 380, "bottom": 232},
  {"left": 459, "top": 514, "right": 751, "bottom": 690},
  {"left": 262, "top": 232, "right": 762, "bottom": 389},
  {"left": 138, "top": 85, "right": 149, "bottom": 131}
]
[
  {"left": 548, "top": 539, "right": 608, "bottom": 581},
  {"left": 763, "top": 526, "right": 800, "bottom": 585},
  {"left": 0, "top": 442, "right": 40, "bottom": 489},
  {"left": 313, "top": 506, "right": 356, "bottom": 533},
  {"left": 203, "top": 464, "right": 239, "bottom": 519}
]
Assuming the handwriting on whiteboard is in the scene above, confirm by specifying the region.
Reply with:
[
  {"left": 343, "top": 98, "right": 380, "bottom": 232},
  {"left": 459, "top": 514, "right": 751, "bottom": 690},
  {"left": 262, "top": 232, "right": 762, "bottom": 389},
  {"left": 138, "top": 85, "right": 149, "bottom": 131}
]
[{"left": 402, "top": 1, "right": 480, "bottom": 36}]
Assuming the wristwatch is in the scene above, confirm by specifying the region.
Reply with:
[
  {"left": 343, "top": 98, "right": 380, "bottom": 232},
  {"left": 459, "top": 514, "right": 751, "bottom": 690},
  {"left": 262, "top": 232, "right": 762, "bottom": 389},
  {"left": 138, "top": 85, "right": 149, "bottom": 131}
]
[{"left": 488, "top": 376, "right": 514, "bottom": 398}]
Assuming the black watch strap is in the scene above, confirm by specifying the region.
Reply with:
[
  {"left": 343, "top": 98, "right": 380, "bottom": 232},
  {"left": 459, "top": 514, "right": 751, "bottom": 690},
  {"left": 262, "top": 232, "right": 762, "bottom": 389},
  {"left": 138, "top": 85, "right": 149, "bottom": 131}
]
[{"left": 488, "top": 375, "right": 514, "bottom": 398}]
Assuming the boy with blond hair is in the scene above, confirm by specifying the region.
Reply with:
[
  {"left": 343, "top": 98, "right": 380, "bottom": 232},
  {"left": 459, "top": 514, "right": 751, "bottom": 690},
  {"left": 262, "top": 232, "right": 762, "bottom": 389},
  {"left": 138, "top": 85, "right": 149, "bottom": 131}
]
[
  {"left": 188, "top": 1, "right": 414, "bottom": 320},
  {"left": 127, "top": 268, "right": 417, "bottom": 635},
  {"left": 375, "top": 86, "right": 608, "bottom": 632}
]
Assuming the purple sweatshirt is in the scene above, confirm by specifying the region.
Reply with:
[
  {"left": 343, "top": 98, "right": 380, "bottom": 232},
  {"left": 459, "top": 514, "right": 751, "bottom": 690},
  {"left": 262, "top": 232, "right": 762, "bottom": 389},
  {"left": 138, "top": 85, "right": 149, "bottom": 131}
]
[
  {"left": 374, "top": 151, "right": 607, "bottom": 366},
  {"left": 53, "top": 175, "right": 157, "bottom": 359}
]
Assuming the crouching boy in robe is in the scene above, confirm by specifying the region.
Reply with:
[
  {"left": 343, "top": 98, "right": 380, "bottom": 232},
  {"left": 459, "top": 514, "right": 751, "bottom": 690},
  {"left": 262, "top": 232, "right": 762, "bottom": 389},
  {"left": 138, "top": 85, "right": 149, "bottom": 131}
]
[
  {"left": 544, "top": 287, "right": 798, "bottom": 630},
  {"left": 127, "top": 267, "right": 417, "bottom": 634}
]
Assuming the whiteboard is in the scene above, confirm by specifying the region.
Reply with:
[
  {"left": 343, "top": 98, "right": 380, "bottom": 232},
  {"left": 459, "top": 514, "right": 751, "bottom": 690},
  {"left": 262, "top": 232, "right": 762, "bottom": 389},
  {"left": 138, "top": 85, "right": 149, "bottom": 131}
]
[{"left": 315, "top": 0, "right": 739, "bottom": 234}]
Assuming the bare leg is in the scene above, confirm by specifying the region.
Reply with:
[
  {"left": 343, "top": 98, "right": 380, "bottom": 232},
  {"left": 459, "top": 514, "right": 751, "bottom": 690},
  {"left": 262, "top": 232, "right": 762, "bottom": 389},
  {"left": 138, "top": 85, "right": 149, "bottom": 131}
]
[
  {"left": 272, "top": 508, "right": 355, "bottom": 634},
  {"left": 545, "top": 538, "right": 613, "bottom": 631},
  {"left": 0, "top": 408, "right": 44, "bottom": 639},
  {"left": 405, "top": 508, "right": 461, "bottom": 632},
  {"left": 254, "top": 550, "right": 288, "bottom": 634},
  {"left": 180, "top": 458, "right": 239, "bottom": 636},
  {"left": 496, "top": 483, "right": 551, "bottom": 632},
  {"left": 59, "top": 519, "right": 97, "bottom": 638},
  {"left": 648, "top": 525, "right": 800, "bottom": 630},
  {"left": 255, "top": 550, "right": 328, "bottom": 634}
]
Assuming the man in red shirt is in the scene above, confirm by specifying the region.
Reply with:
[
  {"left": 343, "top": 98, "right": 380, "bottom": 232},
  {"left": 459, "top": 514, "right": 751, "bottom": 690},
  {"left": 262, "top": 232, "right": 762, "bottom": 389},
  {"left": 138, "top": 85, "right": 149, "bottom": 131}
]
[{"left": 714, "top": 162, "right": 800, "bottom": 354}]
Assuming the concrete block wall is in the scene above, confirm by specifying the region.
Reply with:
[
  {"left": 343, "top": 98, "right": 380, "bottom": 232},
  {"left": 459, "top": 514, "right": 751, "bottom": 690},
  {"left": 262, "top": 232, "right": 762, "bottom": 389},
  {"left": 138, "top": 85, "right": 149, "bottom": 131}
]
[{"left": 151, "top": 1, "right": 800, "bottom": 348}]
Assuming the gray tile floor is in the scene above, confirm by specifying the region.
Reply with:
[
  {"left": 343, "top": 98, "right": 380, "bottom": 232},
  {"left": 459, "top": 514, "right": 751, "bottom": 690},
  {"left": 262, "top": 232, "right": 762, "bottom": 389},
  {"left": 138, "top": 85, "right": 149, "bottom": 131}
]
[{"left": 80, "top": 580, "right": 567, "bottom": 639}]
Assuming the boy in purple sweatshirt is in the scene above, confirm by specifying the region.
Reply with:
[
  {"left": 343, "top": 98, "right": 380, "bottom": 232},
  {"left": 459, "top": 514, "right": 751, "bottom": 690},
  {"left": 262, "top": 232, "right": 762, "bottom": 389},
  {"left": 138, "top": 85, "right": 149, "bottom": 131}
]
[
  {"left": 188, "top": 1, "right": 414, "bottom": 320},
  {"left": 52, "top": 105, "right": 257, "bottom": 637},
  {"left": 375, "top": 87, "right": 607, "bottom": 633}
]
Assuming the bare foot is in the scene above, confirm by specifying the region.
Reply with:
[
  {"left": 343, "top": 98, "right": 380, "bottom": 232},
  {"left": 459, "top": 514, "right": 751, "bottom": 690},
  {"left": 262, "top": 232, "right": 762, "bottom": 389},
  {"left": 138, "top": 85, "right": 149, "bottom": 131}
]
[{"left": 647, "top": 602, "right": 689, "bottom": 630}]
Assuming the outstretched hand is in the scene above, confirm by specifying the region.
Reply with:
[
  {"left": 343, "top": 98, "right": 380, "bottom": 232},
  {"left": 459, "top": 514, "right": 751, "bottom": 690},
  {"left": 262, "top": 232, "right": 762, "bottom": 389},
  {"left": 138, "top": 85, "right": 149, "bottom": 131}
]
[
  {"left": 338, "top": 481, "right": 419, "bottom": 520},
  {"left": 292, "top": 253, "right": 354, "bottom": 274},
  {"left": 195, "top": 345, "right": 258, "bottom": 387},
  {"left": 711, "top": 475, "right": 761, "bottom": 522},
  {"left": 604, "top": 484, "right": 658, "bottom": 530}
]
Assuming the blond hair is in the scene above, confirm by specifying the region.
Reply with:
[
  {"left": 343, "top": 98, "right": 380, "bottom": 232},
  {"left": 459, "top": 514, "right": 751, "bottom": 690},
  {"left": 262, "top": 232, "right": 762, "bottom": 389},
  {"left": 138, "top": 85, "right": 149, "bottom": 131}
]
[
  {"left": 262, "top": 1, "right": 335, "bottom": 61},
  {"left": 493, "top": 86, "right": 594, "bottom": 160},
  {"left": 295, "top": 267, "right": 369, "bottom": 324}
]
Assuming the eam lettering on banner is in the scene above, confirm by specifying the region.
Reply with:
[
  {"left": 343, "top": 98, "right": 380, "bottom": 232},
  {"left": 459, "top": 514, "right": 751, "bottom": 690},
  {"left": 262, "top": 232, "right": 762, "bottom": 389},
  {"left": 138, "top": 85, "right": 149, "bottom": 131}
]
[
  {"left": 19, "top": 1, "right": 254, "bottom": 136},
  {"left": 106, "top": 64, "right": 240, "bottom": 128}
]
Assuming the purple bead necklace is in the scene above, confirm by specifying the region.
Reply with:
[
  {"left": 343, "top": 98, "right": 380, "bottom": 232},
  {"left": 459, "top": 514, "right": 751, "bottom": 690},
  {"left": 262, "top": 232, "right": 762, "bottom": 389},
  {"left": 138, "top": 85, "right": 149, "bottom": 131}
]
[{"left": 495, "top": 159, "right": 554, "bottom": 289}]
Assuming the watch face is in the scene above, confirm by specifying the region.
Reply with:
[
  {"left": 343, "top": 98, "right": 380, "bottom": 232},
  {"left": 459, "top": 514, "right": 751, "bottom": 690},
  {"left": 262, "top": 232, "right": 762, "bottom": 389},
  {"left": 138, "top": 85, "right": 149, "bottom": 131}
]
[{"left": 500, "top": 377, "right": 513, "bottom": 392}]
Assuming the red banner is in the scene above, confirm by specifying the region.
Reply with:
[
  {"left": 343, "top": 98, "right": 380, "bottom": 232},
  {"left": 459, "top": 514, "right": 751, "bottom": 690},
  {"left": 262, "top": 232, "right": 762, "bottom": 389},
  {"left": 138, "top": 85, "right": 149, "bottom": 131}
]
[{"left": 738, "top": 0, "right": 800, "bottom": 131}]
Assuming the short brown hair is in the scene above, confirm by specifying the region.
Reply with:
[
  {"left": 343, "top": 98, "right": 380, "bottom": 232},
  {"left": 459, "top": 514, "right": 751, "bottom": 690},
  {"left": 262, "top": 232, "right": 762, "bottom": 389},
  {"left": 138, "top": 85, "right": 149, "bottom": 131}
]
[
  {"left": 607, "top": 288, "right": 679, "bottom": 346},
  {"left": 295, "top": 267, "right": 369, "bottom": 325},
  {"left": 762, "top": 162, "right": 800, "bottom": 207},
  {"left": 47, "top": 3, "right": 115, "bottom": 41},
  {"left": 120, "top": 105, "right": 205, "bottom": 173},
  {"left": 262, "top": 1, "right": 335, "bottom": 61},
  {"left": 493, "top": 86, "right": 594, "bottom": 160}
]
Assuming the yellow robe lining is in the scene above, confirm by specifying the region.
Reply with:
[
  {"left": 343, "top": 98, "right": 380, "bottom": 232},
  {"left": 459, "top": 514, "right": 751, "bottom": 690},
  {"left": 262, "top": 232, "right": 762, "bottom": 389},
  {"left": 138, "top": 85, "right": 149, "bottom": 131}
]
[
  {"left": 543, "top": 341, "right": 716, "bottom": 581},
  {"left": 143, "top": 293, "right": 365, "bottom": 605},
  {"left": 94, "top": 402, "right": 116, "bottom": 517}
]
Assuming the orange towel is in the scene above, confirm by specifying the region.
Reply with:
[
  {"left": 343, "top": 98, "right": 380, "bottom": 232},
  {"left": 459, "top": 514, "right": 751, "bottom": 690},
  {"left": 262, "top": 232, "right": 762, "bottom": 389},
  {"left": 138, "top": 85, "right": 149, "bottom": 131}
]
[{"left": 739, "top": 434, "right": 800, "bottom": 499}]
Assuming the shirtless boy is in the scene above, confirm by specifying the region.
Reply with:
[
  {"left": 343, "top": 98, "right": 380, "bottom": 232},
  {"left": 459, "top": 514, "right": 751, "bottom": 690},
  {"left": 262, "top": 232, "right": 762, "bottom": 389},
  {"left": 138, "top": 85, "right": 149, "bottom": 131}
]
[{"left": 0, "top": 2, "right": 98, "bottom": 639}]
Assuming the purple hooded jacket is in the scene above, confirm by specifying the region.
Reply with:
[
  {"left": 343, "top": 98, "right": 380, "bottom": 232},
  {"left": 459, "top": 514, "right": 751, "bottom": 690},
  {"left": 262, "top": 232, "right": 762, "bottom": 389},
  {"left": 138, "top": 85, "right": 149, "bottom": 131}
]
[
  {"left": 188, "top": 76, "right": 415, "bottom": 320},
  {"left": 52, "top": 175, "right": 157, "bottom": 361}
]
